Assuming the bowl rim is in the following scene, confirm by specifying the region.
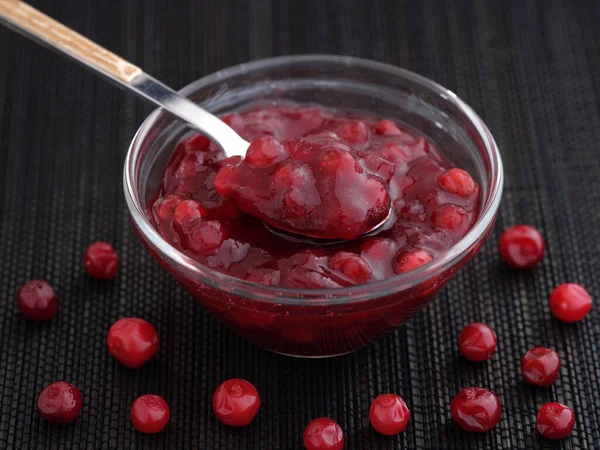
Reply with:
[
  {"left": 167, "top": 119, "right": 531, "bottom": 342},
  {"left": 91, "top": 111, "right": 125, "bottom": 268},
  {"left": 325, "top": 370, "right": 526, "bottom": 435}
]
[{"left": 123, "top": 54, "right": 503, "bottom": 304}]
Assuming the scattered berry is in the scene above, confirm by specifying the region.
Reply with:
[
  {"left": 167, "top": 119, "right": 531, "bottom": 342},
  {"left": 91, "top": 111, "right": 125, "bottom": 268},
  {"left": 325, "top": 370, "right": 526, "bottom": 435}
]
[
  {"left": 212, "top": 379, "right": 260, "bottom": 427},
  {"left": 369, "top": 394, "right": 410, "bottom": 436},
  {"left": 16, "top": 280, "right": 58, "bottom": 321},
  {"left": 130, "top": 394, "right": 170, "bottom": 434},
  {"left": 450, "top": 387, "right": 501, "bottom": 432},
  {"left": 498, "top": 225, "right": 545, "bottom": 269},
  {"left": 549, "top": 283, "right": 592, "bottom": 323},
  {"left": 458, "top": 323, "right": 497, "bottom": 362},
  {"left": 521, "top": 347, "right": 561, "bottom": 387},
  {"left": 303, "top": 417, "right": 344, "bottom": 450},
  {"left": 83, "top": 242, "right": 119, "bottom": 279},
  {"left": 37, "top": 381, "right": 82, "bottom": 424},
  {"left": 107, "top": 318, "right": 159, "bottom": 368},
  {"left": 536, "top": 402, "right": 575, "bottom": 440}
]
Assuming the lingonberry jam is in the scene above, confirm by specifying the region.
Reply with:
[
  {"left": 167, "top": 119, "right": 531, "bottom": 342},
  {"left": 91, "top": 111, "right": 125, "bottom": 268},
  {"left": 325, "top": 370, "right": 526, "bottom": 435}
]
[{"left": 149, "top": 104, "right": 480, "bottom": 289}]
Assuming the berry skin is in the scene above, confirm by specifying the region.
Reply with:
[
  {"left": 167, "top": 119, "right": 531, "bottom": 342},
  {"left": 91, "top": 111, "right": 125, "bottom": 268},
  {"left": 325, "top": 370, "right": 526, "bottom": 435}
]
[
  {"left": 369, "top": 394, "right": 410, "bottom": 436},
  {"left": 37, "top": 381, "right": 83, "bottom": 424},
  {"left": 303, "top": 418, "right": 344, "bottom": 450},
  {"left": 374, "top": 119, "right": 402, "bottom": 136},
  {"left": 83, "top": 242, "right": 119, "bottom": 279},
  {"left": 130, "top": 394, "right": 170, "bottom": 434},
  {"left": 498, "top": 225, "right": 545, "bottom": 269},
  {"left": 244, "top": 136, "right": 288, "bottom": 167},
  {"left": 337, "top": 120, "right": 369, "bottom": 144},
  {"left": 549, "top": 283, "right": 592, "bottom": 323},
  {"left": 432, "top": 205, "right": 467, "bottom": 230},
  {"left": 438, "top": 168, "right": 476, "bottom": 197},
  {"left": 107, "top": 318, "right": 159, "bottom": 368},
  {"left": 450, "top": 387, "right": 501, "bottom": 432},
  {"left": 521, "top": 347, "right": 561, "bottom": 387},
  {"left": 458, "top": 323, "right": 497, "bottom": 362},
  {"left": 329, "top": 252, "right": 372, "bottom": 284},
  {"left": 187, "top": 220, "right": 226, "bottom": 255},
  {"left": 16, "top": 280, "right": 58, "bottom": 321},
  {"left": 536, "top": 402, "right": 575, "bottom": 440},
  {"left": 393, "top": 248, "right": 433, "bottom": 274},
  {"left": 212, "top": 379, "right": 260, "bottom": 427}
]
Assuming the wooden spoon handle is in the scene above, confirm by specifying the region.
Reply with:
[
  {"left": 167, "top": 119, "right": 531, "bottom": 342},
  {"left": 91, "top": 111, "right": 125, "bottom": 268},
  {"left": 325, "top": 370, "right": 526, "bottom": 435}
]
[{"left": 0, "top": 0, "right": 141, "bottom": 82}]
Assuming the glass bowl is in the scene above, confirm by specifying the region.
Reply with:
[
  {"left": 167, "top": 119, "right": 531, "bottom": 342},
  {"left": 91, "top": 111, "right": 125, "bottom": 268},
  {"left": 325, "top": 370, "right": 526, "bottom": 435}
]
[{"left": 124, "top": 55, "right": 503, "bottom": 358}]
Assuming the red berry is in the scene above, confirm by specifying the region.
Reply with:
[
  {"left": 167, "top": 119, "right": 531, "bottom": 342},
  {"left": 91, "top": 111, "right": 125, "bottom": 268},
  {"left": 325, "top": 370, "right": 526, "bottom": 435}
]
[
  {"left": 107, "top": 318, "right": 159, "bottom": 368},
  {"left": 187, "top": 220, "right": 226, "bottom": 255},
  {"left": 369, "top": 394, "right": 410, "bottom": 436},
  {"left": 83, "top": 242, "right": 119, "bottom": 279},
  {"left": 458, "top": 323, "right": 497, "bottom": 362},
  {"left": 374, "top": 119, "right": 402, "bottom": 136},
  {"left": 337, "top": 120, "right": 369, "bottom": 144},
  {"left": 303, "top": 418, "right": 344, "bottom": 450},
  {"left": 498, "top": 225, "right": 545, "bottom": 269},
  {"left": 156, "top": 195, "right": 184, "bottom": 221},
  {"left": 16, "top": 280, "right": 58, "bottom": 321},
  {"left": 173, "top": 200, "right": 208, "bottom": 232},
  {"left": 432, "top": 204, "right": 467, "bottom": 230},
  {"left": 536, "top": 402, "right": 575, "bottom": 439},
  {"left": 37, "top": 381, "right": 82, "bottom": 424},
  {"left": 549, "top": 283, "right": 592, "bottom": 323},
  {"left": 213, "top": 157, "right": 241, "bottom": 197},
  {"left": 244, "top": 136, "right": 288, "bottom": 167},
  {"left": 329, "top": 251, "right": 372, "bottom": 284},
  {"left": 182, "top": 133, "right": 211, "bottom": 152},
  {"left": 450, "top": 387, "right": 501, "bottom": 432},
  {"left": 438, "top": 168, "right": 476, "bottom": 197},
  {"left": 521, "top": 347, "right": 561, "bottom": 387},
  {"left": 130, "top": 394, "right": 170, "bottom": 434},
  {"left": 212, "top": 379, "right": 260, "bottom": 427},
  {"left": 393, "top": 248, "right": 433, "bottom": 274}
]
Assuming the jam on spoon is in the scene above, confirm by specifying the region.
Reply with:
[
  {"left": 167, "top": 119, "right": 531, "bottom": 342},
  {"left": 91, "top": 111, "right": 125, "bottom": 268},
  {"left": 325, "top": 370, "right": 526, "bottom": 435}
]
[
  {"left": 150, "top": 104, "right": 480, "bottom": 288},
  {"left": 213, "top": 134, "right": 392, "bottom": 240}
]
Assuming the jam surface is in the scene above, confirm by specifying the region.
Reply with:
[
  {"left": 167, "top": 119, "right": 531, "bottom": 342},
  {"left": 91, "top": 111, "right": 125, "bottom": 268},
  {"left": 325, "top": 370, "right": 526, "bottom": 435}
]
[{"left": 149, "top": 104, "right": 480, "bottom": 289}]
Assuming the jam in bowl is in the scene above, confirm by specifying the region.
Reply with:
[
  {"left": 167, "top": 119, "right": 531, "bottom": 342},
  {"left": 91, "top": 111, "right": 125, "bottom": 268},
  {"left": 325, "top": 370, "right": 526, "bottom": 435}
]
[{"left": 124, "top": 55, "right": 503, "bottom": 357}]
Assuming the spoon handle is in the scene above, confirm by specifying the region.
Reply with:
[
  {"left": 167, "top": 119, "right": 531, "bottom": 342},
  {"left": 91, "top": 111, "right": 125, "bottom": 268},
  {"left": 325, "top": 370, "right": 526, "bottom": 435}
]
[{"left": 0, "top": 0, "right": 249, "bottom": 155}]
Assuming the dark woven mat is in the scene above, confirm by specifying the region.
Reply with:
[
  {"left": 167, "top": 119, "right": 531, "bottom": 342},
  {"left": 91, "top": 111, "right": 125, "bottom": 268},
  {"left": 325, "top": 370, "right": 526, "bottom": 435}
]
[{"left": 1, "top": 0, "right": 599, "bottom": 448}]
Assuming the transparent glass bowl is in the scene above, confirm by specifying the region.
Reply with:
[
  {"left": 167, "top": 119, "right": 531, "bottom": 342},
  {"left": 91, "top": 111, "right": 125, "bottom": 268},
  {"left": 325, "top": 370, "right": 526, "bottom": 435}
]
[{"left": 124, "top": 55, "right": 503, "bottom": 357}]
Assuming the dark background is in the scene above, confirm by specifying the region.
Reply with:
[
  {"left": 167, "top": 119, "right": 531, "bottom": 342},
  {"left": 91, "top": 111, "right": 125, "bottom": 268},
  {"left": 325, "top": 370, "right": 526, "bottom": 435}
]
[{"left": 1, "top": 0, "right": 599, "bottom": 448}]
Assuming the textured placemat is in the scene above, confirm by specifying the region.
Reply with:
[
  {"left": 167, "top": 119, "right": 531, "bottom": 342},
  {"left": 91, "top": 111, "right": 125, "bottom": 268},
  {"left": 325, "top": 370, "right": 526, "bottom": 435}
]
[{"left": 1, "top": 0, "right": 599, "bottom": 448}]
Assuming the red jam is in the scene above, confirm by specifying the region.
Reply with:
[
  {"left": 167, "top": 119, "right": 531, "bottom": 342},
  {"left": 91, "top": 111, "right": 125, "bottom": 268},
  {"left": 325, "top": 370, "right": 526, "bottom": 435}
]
[
  {"left": 214, "top": 135, "right": 390, "bottom": 240},
  {"left": 149, "top": 104, "right": 480, "bottom": 289}
]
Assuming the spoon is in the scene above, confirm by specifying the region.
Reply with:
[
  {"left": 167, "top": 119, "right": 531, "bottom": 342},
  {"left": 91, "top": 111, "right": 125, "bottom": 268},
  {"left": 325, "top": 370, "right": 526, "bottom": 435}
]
[
  {"left": 0, "top": 0, "right": 249, "bottom": 157},
  {"left": 0, "top": 0, "right": 393, "bottom": 242}
]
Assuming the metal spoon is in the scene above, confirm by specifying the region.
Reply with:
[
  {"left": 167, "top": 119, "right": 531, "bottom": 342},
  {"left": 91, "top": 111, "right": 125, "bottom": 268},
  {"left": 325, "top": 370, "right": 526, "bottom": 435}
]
[
  {"left": 0, "top": 0, "right": 393, "bottom": 241},
  {"left": 0, "top": 0, "right": 249, "bottom": 157}
]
